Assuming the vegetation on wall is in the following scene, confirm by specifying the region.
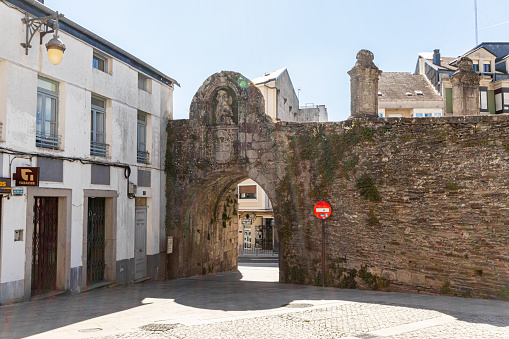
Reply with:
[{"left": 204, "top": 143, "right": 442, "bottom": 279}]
[
  {"left": 281, "top": 121, "right": 375, "bottom": 202},
  {"left": 356, "top": 174, "right": 381, "bottom": 202}
]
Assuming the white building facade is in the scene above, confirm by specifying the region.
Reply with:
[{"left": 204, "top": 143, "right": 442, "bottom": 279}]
[
  {"left": 0, "top": 0, "right": 176, "bottom": 304},
  {"left": 237, "top": 179, "right": 275, "bottom": 252}
]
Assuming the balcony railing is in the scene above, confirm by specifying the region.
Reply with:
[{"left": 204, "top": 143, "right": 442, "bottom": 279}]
[
  {"left": 36, "top": 132, "right": 61, "bottom": 150},
  {"left": 137, "top": 150, "right": 150, "bottom": 164},
  {"left": 299, "top": 103, "right": 317, "bottom": 109},
  {"left": 90, "top": 141, "right": 109, "bottom": 157}
]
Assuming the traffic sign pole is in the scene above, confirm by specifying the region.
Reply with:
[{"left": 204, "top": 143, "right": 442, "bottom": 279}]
[
  {"left": 322, "top": 218, "right": 325, "bottom": 287},
  {"left": 314, "top": 201, "right": 332, "bottom": 288}
]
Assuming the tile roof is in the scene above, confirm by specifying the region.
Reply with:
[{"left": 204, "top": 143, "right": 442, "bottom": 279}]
[
  {"left": 461, "top": 42, "right": 509, "bottom": 62},
  {"left": 420, "top": 55, "right": 457, "bottom": 72},
  {"left": 378, "top": 73, "right": 443, "bottom": 101}
]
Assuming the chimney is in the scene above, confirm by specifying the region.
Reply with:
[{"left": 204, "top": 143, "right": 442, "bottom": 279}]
[{"left": 433, "top": 49, "right": 441, "bottom": 66}]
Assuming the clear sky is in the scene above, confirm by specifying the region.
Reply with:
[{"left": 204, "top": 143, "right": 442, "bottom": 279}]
[{"left": 46, "top": 0, "right": 509, "bottom": 122}]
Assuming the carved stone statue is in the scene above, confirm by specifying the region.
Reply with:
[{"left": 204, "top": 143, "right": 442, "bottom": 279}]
[{"left": 215, "top": 90, "right": 234, "bottom": 124}]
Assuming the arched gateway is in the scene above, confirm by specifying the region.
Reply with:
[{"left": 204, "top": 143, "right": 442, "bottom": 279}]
[
  {"left": 166, "top": 60, "right": 509, "bottom": 299},
  {"left": 166, "top": 71, "right": 283, "bottom": 279}
]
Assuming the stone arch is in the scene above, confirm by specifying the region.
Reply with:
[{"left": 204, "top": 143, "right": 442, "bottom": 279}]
[
  {"left": 166, "top": 168, "right": 279, "bottom": 279},
  {"left": 167, "top": 71, "right": 282, "bottom": 280}
]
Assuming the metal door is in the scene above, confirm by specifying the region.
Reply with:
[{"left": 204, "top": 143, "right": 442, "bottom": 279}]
[
  {"left": 135, "top": 206, "right": 147, "bottom": 280},
  {"left": 32, "top": 197, "right": 58, "bottom": 296},
  {"left": 243, "top": 226, "right": 252, "bottom": 249},
  {"left": 87, "top": 197, "right": 105, "bottom": 285}
]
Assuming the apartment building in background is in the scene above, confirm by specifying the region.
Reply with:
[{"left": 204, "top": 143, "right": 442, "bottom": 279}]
[{"left": 415, "top": 43, "right": 509, "bottom": 115}]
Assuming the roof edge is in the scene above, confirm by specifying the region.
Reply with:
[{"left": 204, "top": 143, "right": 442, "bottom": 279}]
[{"left": 5, "top": 0, "right": 179, "bottom": 87}]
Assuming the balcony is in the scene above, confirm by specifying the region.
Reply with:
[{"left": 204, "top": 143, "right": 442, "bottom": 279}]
[
  {"left": 90, "top": 141, "right": 109, "bottom": 157},
  {"left": 137, "top": 150, "right": 150, "bottom": 164},
  {"left": 36, "top": 132, "right": 61, "bottom": 150}
]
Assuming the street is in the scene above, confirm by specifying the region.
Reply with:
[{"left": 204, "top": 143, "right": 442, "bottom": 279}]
[{"left": 0, "top": 257, "right": 508, "bottom": 338}]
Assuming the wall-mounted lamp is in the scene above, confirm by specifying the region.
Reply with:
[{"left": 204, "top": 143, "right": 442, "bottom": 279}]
[{"left": 20, "top": 11, "right": 66, "bottom": 65}]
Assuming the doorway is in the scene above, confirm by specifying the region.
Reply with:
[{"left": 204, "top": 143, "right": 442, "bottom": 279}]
[
  {"left": 31, "top": 197, "right": 58, "bottom": 296},
  {"left": 135, "top": 199, "right": 147, "bottom": 281},
  {"left": 87, "top": 197, "right": 106, "bottom": 285}
]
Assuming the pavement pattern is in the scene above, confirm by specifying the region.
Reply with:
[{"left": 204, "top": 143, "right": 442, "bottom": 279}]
[{"left": 1, "top": 256, "right": 508, "bottom": 338}]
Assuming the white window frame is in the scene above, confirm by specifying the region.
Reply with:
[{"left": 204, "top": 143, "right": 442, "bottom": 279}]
[
  {"left": 36, "top": 77, "right": 60, "bottom": 149},
  {"left": 137, "top": 111, "right": 150, "bottom": 163},
  {"left": 93, "top": 52, "right": 108, "bottom": 73},
  {"left": 90, "top": 96, "right": 108, "bottom": 157},
  {"left": 138, "top": 73, "right": 151, "bottom": 92}
]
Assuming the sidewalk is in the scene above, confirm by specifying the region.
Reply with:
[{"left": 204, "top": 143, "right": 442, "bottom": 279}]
[{"left": 1, "top": 261, "right": 508, "bottom": 338}]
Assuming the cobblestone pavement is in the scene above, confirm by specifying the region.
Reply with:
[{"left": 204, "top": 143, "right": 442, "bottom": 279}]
[
  {"left": 2, "top": 257, "right": 508, "bottom": 338},
  {"left": 94, "top": 302, "right": 509, "bottom": 339}
]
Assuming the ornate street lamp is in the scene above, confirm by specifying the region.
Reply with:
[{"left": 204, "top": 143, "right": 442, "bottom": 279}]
[{"left": 20, "top": 11, "right": 66, "bottom": 65}]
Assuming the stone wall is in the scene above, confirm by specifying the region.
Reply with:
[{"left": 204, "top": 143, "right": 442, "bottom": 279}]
[
  {"left": 166, "top": 70, "right": 509, "bottom": 299},
  {"left": 276, "top": 115, "right": 509, "bottom": 299}
]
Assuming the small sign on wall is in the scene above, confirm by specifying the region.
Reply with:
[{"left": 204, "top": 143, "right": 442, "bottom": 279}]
[
  {"left": 167, "top": 236, "right": 173, "bottom": 254},
  {"left": 241, "top": 218, "right": 252, "bottom": 225},
  {"left": 13, "top": 167, "right": 39, "bottom": 187},
  {"left": 12, "top": 188, "right": 24, "bottom": 196},
  {"left": 0, "top": 177, "right": 11, "bottom": 194}
]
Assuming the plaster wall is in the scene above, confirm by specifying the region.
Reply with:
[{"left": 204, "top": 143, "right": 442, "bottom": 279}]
[
  {"left": 255, "top": 85, "right": 277, "bottom": 120},
  {"left": 298, "top": 105, "right": 328, "bottom": 122},
  {"left": 0, "top": 195, "right": 27, "bottom": 283},
  {"left": 275, "top": 70, "right": 299, "bottom": 122},
  {"left": 379, "top": 100, "right": 444, "bottom": 109},
  {"left": 0, "top": 1, "right": 173, "bottom": 303}
]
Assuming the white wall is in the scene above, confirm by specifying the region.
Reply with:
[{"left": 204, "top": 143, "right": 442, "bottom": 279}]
[{"left": 0, "top": 1, "right": 174, "bottom": 302}]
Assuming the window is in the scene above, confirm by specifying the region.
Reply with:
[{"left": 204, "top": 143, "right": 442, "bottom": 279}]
[
  {"left": 415, "top": 113, "right": 437, "bottom": 118},
  {"left": 473, "top": 61, "right": 479, "bottom": 72},
  {"left": 483, "top": 63, "right": 491, "bottom": 72},
  {"left": 93, "top": 53, "right": 107, "bottom": 72},
  {"left": 239, "top": 185, "right": 257, "bottom": 199},
  {"left": 137, "top": 112, "right": 149, "bottom": 163},
  {"left": 138, "top": 73, "right": 149, "bottom": 91},
  {"left": 36, "top": 77, "right": 60, "bottom": 149},
  {"left": 90, "top": 96, "right": 108, "bottom": 157}
]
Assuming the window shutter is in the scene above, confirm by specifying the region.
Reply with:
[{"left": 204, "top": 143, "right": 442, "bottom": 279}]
[{"left": 239, "top": 185, "right": 256, "bottom": 194}]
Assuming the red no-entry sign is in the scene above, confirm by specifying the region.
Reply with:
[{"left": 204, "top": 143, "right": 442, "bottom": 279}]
[{"left": 314, "top": 201, "right": 331, "bottom": 219}]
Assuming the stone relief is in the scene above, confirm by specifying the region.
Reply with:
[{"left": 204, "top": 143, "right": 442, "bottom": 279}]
[
  {"left": 214, "top": 129, "right": 233, "bottom": 163},
  {"left": 215, "top": 90, "right": 235, "bottom": 125}
]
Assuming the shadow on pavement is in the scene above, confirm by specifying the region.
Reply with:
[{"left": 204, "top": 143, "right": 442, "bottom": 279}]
[{"left": 1, "top": 265, "right": 508, "bottom": 338}]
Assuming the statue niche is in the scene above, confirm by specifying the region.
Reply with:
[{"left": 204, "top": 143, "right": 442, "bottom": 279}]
[{"left": 212, "top": 88, "right": 237, "bottom": 125}]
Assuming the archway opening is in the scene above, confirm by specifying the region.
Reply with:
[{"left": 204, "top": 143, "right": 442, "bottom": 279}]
[
  {"left": 167, "top": 171, "right": 280, "bottom": 282},
  {"left": 236, "top": 178, "right": 279, "bottom": 282}
]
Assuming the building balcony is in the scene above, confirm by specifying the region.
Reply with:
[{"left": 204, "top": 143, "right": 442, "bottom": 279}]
[
  {"left": 90, "top": 141, "right": 109, "bottom": 157},
  {"left": 36, "top": 132, "right": 61, "bottom": 150},
  {"left": 137, "top": 150, "right": 150, "bottom": 164}
]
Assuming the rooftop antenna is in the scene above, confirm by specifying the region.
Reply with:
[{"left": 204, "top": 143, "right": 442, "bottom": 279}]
[{"left": 475, "top": 0, "right": 479, "bottom": 45}]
